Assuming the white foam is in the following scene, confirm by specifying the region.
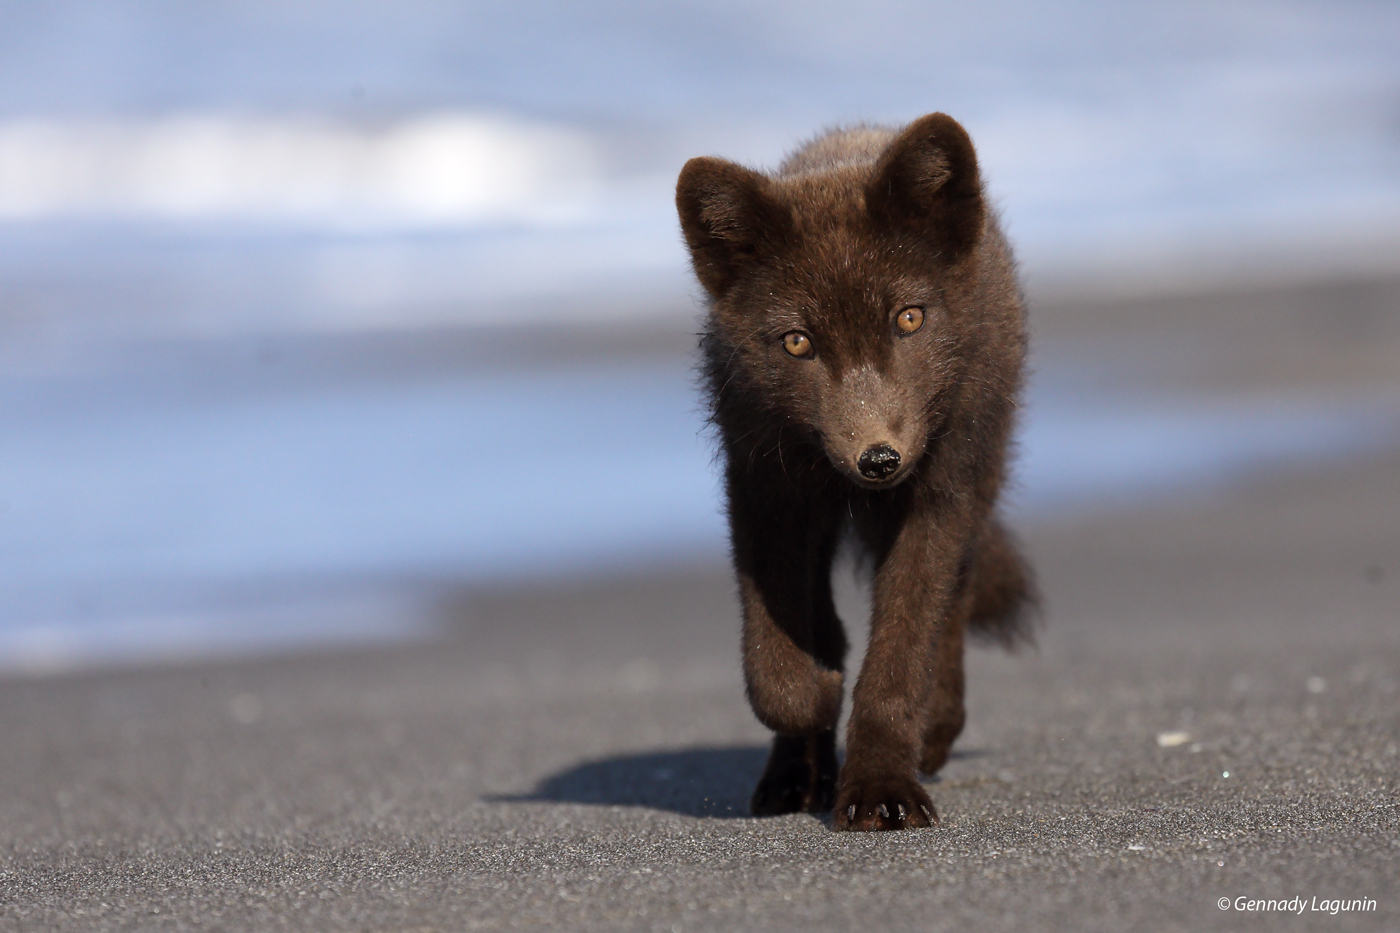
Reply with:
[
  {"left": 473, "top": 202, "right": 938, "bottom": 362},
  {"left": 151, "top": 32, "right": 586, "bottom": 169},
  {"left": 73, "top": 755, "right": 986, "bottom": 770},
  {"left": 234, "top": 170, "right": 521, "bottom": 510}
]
[{"left": 0, "top": 113, "right": 600, "bottom": 228}]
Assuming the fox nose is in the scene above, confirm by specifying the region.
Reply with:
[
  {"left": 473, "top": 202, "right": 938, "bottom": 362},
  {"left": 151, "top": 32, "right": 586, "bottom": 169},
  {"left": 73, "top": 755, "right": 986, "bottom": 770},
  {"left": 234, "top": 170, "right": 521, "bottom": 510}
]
[{"left": 857, "top": 444, "right": 901, "bottom": 480}]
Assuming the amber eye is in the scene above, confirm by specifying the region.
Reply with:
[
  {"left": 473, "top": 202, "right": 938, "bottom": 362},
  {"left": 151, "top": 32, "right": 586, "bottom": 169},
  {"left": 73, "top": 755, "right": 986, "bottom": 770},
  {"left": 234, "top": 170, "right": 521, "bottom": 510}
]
[
  {"left": 782, "top": 331, "right": 814, "bottom": 358},
  {"left": 896, "top": 306, "right": 925, "bottom": 335}
]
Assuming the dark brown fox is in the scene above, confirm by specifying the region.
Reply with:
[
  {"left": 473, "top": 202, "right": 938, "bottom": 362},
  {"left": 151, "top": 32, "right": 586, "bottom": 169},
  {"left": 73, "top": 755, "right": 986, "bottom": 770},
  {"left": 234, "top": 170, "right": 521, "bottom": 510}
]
[{"left": 676, "top": 113, "right": 1035, "bottom": 831}]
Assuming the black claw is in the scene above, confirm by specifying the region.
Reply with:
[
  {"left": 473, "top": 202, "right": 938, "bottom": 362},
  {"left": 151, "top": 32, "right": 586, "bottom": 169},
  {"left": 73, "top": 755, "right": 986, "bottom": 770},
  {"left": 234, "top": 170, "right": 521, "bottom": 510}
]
[
  {"left": 876, "top": 803, "right": 889, "bottom": 819},
  {"left": 847, "top": 805, "right": 856, "bottom": 820},
  {"left": 897, "top": 803, "right": 907, "bottom": 821}
]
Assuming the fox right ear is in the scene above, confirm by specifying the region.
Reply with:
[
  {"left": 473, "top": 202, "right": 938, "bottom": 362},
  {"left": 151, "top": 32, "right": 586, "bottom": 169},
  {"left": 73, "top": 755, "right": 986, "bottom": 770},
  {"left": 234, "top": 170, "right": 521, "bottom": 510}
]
[
  {"left": 866, "top": 113, "right": 985, "bottom": 259},
  {"left": 676, "top": 157, "right": 792, "bottom": 296}
]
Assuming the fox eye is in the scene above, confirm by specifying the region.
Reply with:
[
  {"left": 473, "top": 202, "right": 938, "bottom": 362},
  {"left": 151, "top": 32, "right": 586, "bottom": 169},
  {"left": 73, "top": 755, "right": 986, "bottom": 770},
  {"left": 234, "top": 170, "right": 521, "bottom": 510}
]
[
  {"left": 782, "top": 331, "right": 814, "bottom": 358},
  {"left": 896, "top": 306, "right": 925, "bottom": 335}
]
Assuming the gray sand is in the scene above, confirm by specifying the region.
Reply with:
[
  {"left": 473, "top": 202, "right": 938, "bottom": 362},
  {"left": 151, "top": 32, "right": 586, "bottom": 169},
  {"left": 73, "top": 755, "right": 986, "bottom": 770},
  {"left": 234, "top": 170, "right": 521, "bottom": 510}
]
[
  {"left": 2, "top": 449, "right": 1396, "bottom": 931},
  {"left": 2, "top": 274, "right": 1399, "bottom": 931}
]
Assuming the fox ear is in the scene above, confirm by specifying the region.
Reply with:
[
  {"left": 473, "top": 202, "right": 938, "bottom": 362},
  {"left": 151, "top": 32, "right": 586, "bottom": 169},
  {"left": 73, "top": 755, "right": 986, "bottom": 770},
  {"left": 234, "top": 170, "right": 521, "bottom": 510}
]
[
  {"left": 676, "top": 157, "right": 793, "bottom": 296},
  {"left": 866, "top": 113, "right": 984, "bottom": 258}
]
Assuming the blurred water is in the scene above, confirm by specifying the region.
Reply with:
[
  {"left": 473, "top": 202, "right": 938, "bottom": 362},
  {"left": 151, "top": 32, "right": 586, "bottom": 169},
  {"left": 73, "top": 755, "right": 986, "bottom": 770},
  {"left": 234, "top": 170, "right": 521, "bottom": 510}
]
[
  {"left": 0, "top": 358, "right": 723, "bottom": 669},
  {"left": 3, "top": 350, "right": 1398, "bottom": 672},
  {"left": 1, "top": 2, "right": 1398, "bottom": 669}
]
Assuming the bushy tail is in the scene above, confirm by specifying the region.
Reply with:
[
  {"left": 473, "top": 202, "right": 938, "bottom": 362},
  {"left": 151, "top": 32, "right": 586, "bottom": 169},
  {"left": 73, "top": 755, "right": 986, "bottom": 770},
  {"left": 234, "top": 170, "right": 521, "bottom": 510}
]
[{"left": 965, "top": 516, "right": 1039, "bottom": 650}]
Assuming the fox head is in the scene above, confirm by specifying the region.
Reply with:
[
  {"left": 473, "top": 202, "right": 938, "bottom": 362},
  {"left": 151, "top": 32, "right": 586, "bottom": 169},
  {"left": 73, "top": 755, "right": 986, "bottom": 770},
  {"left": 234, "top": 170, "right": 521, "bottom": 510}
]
[{"left": 677, "top": 113, "right": 992, "bottom": 489}]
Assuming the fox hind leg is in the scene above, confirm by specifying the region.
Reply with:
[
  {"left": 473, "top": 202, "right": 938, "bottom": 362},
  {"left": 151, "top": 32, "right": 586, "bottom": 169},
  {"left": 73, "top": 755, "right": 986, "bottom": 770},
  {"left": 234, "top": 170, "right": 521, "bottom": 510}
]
[
  {"left": 919, "top": 517, "right": 1035, "bottom": 774},
  {"left": 919, "top": 607, "right": 966, "bottom": 775}
]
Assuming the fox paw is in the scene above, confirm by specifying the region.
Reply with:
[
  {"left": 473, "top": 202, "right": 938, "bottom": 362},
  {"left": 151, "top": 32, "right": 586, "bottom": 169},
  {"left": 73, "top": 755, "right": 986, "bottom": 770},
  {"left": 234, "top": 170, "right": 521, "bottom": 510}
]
[
  {"left": 919, "top": 739, "right": 954, "bottom": 775},
  {"left": 832, "top": 775, "right": 937, "bottom": 831},
  {"left": 919, "top": 714, "right": 965, "bottom": 775},
  {"left": 750, "top": 733, "right": 838, "bottom": 816},
  {"left": 751, "top": 767, "right": 835, "bottom": 816}
]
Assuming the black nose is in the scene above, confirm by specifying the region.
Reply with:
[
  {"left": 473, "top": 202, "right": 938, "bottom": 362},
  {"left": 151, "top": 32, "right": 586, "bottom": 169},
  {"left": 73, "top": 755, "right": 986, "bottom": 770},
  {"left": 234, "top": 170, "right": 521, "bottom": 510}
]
[{"left": 857, "top": 444, "right": 901, "bottom": 480}]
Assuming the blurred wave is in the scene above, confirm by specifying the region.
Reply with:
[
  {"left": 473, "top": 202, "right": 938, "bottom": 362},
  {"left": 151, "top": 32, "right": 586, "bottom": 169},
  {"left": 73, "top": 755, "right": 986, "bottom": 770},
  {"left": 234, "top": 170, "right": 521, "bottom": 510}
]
[
  {"left": 0, "top": 1, "right": 1397, "bottom": 340},
  {"left": 0, "top": 113, "right": 598, "bottom": 225}
]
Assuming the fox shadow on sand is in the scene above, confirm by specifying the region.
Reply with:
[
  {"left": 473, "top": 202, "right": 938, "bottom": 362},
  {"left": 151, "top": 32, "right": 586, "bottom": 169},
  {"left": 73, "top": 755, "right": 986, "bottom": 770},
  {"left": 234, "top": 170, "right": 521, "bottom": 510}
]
[
  {"left": 492, "top": 745, "right": 981, "bottom": 819},
  {"left": 491, "top": 746, "right": 767, "bottom": 818}
]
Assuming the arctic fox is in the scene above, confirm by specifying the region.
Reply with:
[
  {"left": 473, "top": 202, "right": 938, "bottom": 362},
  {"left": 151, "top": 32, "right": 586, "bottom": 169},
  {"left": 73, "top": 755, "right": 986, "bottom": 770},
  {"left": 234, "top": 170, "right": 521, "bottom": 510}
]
[{"left": 676, "top": 113, "right": 1035, "bottom": 831}]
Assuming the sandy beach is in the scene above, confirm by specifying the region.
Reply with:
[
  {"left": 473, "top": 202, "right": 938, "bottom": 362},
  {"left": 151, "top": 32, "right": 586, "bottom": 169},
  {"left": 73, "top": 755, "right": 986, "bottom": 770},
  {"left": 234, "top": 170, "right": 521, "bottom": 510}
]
[{"left": 0, "top": 274, "right": 1396, "bottom": 931}]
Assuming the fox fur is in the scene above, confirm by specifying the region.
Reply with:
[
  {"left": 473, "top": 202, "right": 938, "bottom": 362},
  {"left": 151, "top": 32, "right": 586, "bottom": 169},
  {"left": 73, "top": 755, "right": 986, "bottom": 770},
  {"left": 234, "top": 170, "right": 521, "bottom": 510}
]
[{"left": 676, "top": 113, "right": 1036, "bottom": 831}]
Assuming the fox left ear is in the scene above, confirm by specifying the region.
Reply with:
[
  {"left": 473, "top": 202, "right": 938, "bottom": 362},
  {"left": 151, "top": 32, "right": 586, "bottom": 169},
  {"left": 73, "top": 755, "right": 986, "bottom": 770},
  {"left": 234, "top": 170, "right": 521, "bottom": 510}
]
[
  {"left": 676, "top": 156, "right": 793, "bottom": 297},
  {"left": 866, "top": 113, "right": 984, "bottom": 258}
]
